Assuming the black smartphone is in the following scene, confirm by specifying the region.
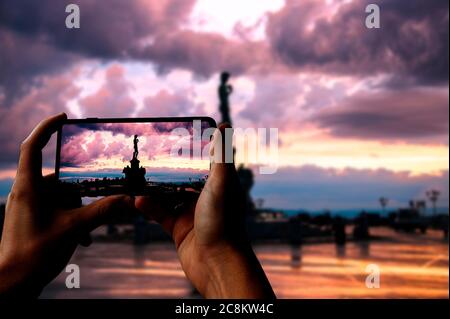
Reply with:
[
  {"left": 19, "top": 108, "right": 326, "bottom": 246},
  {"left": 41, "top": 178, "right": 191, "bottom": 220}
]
[{"left": 55, "top": 117, "right": 216, "bottom": 197}]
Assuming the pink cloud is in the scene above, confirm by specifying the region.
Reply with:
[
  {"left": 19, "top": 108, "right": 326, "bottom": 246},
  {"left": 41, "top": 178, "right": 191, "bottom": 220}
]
[
  {"left": 0, "top": 70, "right": 81, "bottom": 165},
  {"left": 86, "top": 132, "right": 106, "bottom": 159},
  {"left": 104, "top": 140, "right": 125, "bottom": 160},
  {"left": 139, "top": 89, "right": 205, "bottom": 117},
  {"left": 311, "top": 88, "right": 449, "bottom": 143},
  {"left": 59, "top": 121, "right": 212, "bottom": 168},
  {"left": 60, "top": 131, "right": 91, "bottom": 167},
  {"left": 79, "top": 64, "right": 136, "bottom": 117}
]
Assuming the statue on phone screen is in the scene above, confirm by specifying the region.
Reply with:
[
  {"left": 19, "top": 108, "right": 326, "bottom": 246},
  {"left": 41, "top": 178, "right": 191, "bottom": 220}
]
[
  {"left": 133, "top": 134, "right": 139, "bottom": 160},
  {"left": 124, "top": 134, "right": 146, "bottom": 192}
]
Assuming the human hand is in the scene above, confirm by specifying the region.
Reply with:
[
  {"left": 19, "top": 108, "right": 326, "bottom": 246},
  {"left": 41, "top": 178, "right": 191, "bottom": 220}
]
[
  {"left": 135, "top": 124, "right": 275, "bottom": 298},
  {"left": 0, "top": 113, "right": 135, "bottom": 297}
]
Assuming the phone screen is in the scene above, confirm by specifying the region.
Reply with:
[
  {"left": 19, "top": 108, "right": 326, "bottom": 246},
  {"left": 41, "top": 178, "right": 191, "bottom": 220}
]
[{"left": 56, "top": 118, "right": 216, "bottom": 197}]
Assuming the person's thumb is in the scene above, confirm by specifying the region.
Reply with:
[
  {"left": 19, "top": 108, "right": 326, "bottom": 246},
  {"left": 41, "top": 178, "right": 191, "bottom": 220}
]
[
  {"left": 69, "top": 195, "right": 135, "bottom": 233},
  {"left": 209, "top": 123, "right": 235, "bottom": 177},
  {"left": 207, "top": 123, "right": 240, "bottom": 194}
]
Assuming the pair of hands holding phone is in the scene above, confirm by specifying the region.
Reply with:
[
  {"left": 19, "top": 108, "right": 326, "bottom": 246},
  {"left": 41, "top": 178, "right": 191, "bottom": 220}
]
[{"left": 0, "top": 113, "right": 275, "bottom": 298}]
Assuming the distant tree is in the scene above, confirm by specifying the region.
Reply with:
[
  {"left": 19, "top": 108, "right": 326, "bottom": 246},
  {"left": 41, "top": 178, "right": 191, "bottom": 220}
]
[
  {"left": 426, "top": 189, "right": 440, "bottom": 215},
  {"left": 379, "top": 197, "right": 389, "bottom": 213}
]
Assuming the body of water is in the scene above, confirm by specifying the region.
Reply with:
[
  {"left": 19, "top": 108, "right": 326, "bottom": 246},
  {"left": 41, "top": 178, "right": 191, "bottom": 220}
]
[{"left": 41, "top": 227, "right": 448, "bottom": 299}]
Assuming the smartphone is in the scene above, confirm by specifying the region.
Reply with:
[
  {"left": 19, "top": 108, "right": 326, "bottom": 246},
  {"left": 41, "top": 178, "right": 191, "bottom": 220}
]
[{"left": 55, "top": 117, "right": 216, "bottom": 197}]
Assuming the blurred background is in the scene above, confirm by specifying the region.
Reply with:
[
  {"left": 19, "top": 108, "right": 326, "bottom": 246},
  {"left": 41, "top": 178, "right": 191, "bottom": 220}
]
[{"left": 0, "top": 0, "right": 448, "bottom": 298}]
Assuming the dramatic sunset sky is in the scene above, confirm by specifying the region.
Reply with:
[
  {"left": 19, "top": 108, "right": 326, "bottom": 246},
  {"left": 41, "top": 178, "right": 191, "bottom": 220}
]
[
  {"left": 59, "top": 121, "right": 211, "bottom": 180},
  {"left": 0, "top": 0, "right": 448, "bottom": 210}
]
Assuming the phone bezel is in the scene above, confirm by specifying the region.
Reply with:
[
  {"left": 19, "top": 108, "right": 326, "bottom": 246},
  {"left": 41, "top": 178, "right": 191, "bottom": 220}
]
[{"left": 55, "top": 116, "right": 217, "bottom": 180}]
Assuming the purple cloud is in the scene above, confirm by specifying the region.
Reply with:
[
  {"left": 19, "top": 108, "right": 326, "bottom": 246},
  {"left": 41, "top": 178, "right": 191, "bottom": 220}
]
[
  {"left": 79, "top": 64, "right": 136, "bottom": 117},
  {"left": 266, "top": 0, "right": 448, "bottom": 85},
  {"left": 139, "top": 89, "right": 205, "bottom": 117},
  {"left": 311, "top": 88, "right": 449, "bottom": 142}
]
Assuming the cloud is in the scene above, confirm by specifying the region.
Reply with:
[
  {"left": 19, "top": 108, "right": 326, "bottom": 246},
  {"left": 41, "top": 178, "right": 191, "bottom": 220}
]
[
  {"left": 0, "top": 0, "right": 266, "bottom": 96},
  {"left": 266, "top": 0, "right": 449, "bottom": 85},
  {"left": 0, "top": 27, "right": 80, "bottom": 103},
  {"left": 252, "top": 165, "right": 449, "bottom": 210},
  {"left": 0, "top": 70, "right": 80, "bottom": 164},
  {"left": 0, "top": 0, "right": 196, "bottom": 102},
  {"left": 135, "top": 30, "right": 270, "bottom": 77},
  {"left": 311, "top": 88, "right": 449, "bottom": 142},
  {"left": 239, "top": 74, "right": 303, "bottom": 127},
  {"left": 79, "top": 64, "right": 137, "bottom": 117},
  {"left": 97, "top": 121, "right": 198, "bottom": 136},
  {"left": 0, "top": 0, "right": 195, "bottom": 57},
  {"left": 0, "top": 0, "right": 447, "bottom": 184},
  {"left": 60, "top": 131, "right": 92, "bottom": 167},
  {"left": 238, "top": 73, "right": 351, "bottom": 128},
  {"left": 139, "top": 88, "right": 205, "bottom": 117},
  {"left": 1, "top": 0, "right": 447, "bottom": 106}
]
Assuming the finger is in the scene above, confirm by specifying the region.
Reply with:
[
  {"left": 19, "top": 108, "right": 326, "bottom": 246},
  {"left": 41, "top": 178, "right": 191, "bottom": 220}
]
[
  {"left": 208, "top": 123, "right": 238, "bottom": 188},
  {"left": 210, "top": 123, "right": 233, "bottom": 165},
  {"left": 135, "top": 194, "right": 196, "bottom": 245},
  {"left": 69, "top": 195, "right": 135, "bottom": 233},
  {"left": 41, "top": 172, "right": 83, "bottom": 210},
  {"left": 17, "top": 113, "right": 67, "bottom": 184},
  {"left": 135, "top": 195, "right": 180, "bottom": 233}
]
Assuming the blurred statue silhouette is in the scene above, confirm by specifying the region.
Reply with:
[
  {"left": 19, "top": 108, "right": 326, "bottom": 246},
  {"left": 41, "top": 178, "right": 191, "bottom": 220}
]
[
  {"left": 353, "top": 211, "right": 370, "bottom": 240},
  {"left": 218, "top": 71, "right": 233, "bottom": 125},
  {"left": 333, "top": 216, "right": 347, "bottom": 245},
  {"left": 217, "top": 72, "right": 255, "bottom": 215},
  {"left": 333, "top": 216, "right": 347, "bottom": 258},
  {"left": 289, "top": 215, "right": 303, "bottom": 268}
]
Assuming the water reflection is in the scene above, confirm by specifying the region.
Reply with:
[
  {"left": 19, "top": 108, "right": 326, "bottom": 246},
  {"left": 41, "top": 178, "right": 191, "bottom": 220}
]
[
  {"left": 290, "top": 244, "right": 302, "bottom": 268},
  {"left": 41, "top": 228, "right": 448, "bottom": 299},
  {"left": 358, "top": 240, "right": 370, "bottom": 258},
  {"left": 133, "top": 244, "right": 146, "bottom": 268},
  {"left": 335, "top": 244, "right": 346, "bottom": 258}
]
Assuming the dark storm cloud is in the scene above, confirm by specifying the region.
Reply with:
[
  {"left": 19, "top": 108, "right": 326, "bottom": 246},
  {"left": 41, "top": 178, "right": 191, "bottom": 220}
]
[
  {"left": 1, "top": 0, "right": 447, "bottom": 99},
  {"left": 0, "top": 0, "right": 196, "bottom": 101},
  {"left": 0, "top": 0, "right": 266, "bottom": 89},
  {"left": 0, "top": 0, "right": 194, "bottom": 57},
  {"left": 61, "top": 123, "right": 100, "bottom": 145},
  {"left": 311, "top": 88, "right": 449, "bottom": 142},
  {"left": 0, "top": 71, "right": 80, "bottom": 163},
  {"left": 135, "top": 30, "right": 269, "bottom": 77},
  {"left": 0, "top": 27, "right": 80, "bottom": 103},
  {"left": 266, "top": 0, "right": 449, "bottom": 85}
]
